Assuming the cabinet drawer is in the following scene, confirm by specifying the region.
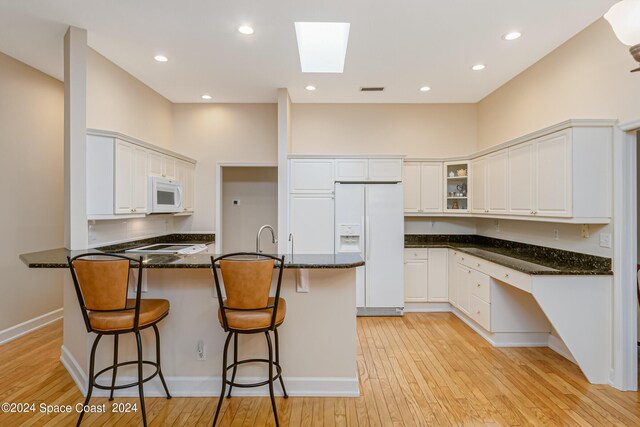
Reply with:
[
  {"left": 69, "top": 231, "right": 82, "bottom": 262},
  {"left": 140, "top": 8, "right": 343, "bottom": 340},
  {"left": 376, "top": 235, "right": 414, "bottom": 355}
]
[
  {"left": 368, "top": 159, "right": 402, "bottom": 182},
  {"left": 455, "top": 252, "right": 477, "bottom": 268},
  {"left": 336, "top": 159, "right": 368, "bottom": 182},
  {"left": 488, "top": 264, "right": 532, "bottom": 293},
  {"left": 470, "top": 270, "right": 490, "bottom": 303},
  {"left": 470, "top": 295, "right": 491, "bottom": 331},
  {"left": 404, "top": 248, "right": 428, "bottom": 260}
]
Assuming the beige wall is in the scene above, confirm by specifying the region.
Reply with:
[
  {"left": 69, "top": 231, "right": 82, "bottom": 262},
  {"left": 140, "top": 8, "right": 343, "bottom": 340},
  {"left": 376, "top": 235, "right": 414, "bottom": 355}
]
[
  {"left": 477, "top": 18, "right": 640, "bottom": 149},
  {"left": 291, "top": 104, "right": 477, "bottom": 157},
  {"left": 0, "top": 52, "right": 64, "bottom": 331},
  {"left": 222, "top": 167, "right": 278, "bottom": 253},
  {"left": 171, "top": 104, "right": 278, "bottom": 233},
  {"left": 86, "top": 49, "right": 173, "bottom": 149}
]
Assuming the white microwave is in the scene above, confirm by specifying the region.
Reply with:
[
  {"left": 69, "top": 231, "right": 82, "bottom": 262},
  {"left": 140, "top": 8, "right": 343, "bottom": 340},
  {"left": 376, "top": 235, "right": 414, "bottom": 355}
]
[{"left": 149, "top": 176, "right": 183, "bottom": 213}]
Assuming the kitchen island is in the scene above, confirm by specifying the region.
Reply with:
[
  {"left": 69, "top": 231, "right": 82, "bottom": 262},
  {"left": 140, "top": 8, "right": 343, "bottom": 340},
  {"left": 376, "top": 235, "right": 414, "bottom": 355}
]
[{"left": 21, "top": 242, "right": 364, "bottom": 398}]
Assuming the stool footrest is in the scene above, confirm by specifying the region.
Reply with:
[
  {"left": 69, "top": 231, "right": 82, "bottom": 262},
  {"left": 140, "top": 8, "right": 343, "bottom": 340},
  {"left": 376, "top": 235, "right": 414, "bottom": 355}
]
[
  {"left": 224, "top": 358, "right": 283, "bottom": 388},
  {"left": 93, "top": 360, "right": 160, "bottom": 391}
]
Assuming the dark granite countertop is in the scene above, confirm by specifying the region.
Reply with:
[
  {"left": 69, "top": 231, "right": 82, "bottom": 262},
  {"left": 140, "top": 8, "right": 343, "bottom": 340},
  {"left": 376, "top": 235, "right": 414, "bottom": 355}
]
[
  {"left": 404, "top": 235, "right": 612, "bottom": 275},
  {"left": 20, "top": 248, "right": 364, "bottom": 270}
]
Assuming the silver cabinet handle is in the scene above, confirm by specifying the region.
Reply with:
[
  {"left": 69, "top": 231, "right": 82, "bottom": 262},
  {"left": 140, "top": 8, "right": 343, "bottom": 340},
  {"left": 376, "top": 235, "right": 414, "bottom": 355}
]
[
  {"left": 477, "top": 283, "right": 481, "bottom": 287},
  {"left": 505, "top": 273, "right": 510, "bottom": 278}
]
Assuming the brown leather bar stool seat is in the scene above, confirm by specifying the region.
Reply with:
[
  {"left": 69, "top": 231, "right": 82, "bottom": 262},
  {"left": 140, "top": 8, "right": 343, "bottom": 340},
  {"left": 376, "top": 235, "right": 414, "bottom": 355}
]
[
  {"left": 67, "top": 253, "right": 172, "bottom": 427},
  {"left": 211, "top": 253, "right": 288, "bottom": 427}
]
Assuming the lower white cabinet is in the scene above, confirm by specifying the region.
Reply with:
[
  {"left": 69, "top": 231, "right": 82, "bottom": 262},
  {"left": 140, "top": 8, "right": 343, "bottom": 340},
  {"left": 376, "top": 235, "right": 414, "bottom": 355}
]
[{"left": 404, "top": 248, "right": 448, "bottom": 302}]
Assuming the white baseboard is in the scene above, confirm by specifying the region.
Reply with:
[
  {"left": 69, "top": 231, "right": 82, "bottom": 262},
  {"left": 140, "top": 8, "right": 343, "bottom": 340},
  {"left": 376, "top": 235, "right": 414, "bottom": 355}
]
[
  {"left": 403, "top": 302, "right": 452, "bottom": 313},
  {"left": 60, "top": 345, "right": 359, "bottom": 398},
  {"left": 548, "top": 333, "right": 578, "bottom": 364},
  {"left": 0, "top": 308, "right": 63, "bottom": 346}
]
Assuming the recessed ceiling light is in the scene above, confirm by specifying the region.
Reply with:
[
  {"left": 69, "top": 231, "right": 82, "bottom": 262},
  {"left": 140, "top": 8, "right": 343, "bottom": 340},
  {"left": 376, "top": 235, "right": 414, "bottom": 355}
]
[
  {"left": 295, "top": 22, "right": 351, "bottom": 73},
  {"left": 305, "top": 85, "right": 316, "bottom": 91},
  {"left": 471, "top": 64, "right": 486, "bottom": 71},
  {"left": 503, "top": 31, "right": 522, "bottom": 41},
  {"left": 201, "top": 94, "right": 212, "bottom": 100},
  {"left": 420, "top": 86, "right": 431, "bottom": 92},
  {"left": 154, "top": 55, "right": 168, "bottom": 62},
  {"left": 238, "top": 25, "right": 254, "bottom": 35}
]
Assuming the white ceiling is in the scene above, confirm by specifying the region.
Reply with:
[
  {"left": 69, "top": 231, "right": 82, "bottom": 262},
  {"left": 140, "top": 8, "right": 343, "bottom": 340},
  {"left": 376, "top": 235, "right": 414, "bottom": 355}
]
[{"left": 0, "top": 0, "right": 618, "bottom": 103}]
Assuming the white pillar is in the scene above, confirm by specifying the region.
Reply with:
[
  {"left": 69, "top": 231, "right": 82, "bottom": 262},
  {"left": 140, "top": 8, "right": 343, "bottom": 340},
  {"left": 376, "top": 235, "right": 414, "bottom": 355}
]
[
  {"left": 64, "top": 26, "right": 88, "bottom": 250},
  {"left": 277, "top": 89, "right": 292, "bottom": 254}
]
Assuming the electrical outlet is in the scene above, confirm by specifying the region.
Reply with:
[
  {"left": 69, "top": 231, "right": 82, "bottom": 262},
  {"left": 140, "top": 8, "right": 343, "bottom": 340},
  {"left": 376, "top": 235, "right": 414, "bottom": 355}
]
[
  {"left": 599, "top": 233, "right": 612, "bottom": 248},
  {"left": 553, "top": 229, "right": 559, "bottom": 240},
  {"left": 232, "top": 199, "right": 241, "bottom": 206},
  {"left": 196, "top": 339, "right": 206, "bottom": 361}
]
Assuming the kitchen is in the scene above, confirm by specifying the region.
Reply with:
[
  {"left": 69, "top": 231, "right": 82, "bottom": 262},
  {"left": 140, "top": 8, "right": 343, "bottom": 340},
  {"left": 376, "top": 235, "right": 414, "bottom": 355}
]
[{"left": 2, "top": 1, "right": 640, "bottom": 426}]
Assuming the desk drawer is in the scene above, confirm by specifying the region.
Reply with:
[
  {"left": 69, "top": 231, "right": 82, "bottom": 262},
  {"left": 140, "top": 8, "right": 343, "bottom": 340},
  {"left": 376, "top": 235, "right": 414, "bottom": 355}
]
[
  {"left": 471, "top": 270, "right": 491, "bottom": 303},
  {"left": 488, "top": 264, "right": 532, "bottom": 293},
  {"left": 470, "top": 295, "right": 491, "bottom": 331}
]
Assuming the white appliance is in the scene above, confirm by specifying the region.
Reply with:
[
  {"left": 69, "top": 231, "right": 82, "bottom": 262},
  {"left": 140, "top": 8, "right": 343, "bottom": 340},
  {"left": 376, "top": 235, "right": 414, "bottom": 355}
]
[
  {"left": 335, "top": 182, "right": 404, "bottom": 316},
  {"left": 149, "top": 176, "right": 183, "bottom": 213}
]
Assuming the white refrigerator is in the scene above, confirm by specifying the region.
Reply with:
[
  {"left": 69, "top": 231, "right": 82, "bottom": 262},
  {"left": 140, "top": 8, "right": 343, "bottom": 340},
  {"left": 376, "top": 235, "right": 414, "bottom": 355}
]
[{"left": 335, "top": 183, "right": 404, "bottom": 316}]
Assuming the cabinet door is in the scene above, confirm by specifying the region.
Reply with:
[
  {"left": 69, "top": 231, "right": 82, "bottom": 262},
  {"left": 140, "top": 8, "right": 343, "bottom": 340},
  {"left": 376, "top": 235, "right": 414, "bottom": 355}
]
[
  {"left": 114, "top": 141, "right": 134, "bottom": 214},
  {"left": 132, "top": 147, "right": 148, "bottom": 213},
  {"left": 448, "top": 251, "right": 459, "bottom": 307},
  {"left": 336, "top": 159, "right": 368, "bottom": 182},
  {"left": 421, "top": 162, "right": 443, "bottom": 213},
  {"left": 535, "top": 130, "right": 572, "bottom": 217},
  {"left": 457, "top": 264, "right": 472, "bottom": 315},
  {"left": 290, "top": 195, "right": 335, "bottom": 254},
  {"left": 470, "top": 158, "right": 487, "bottom": 213},
  {"left": 486, "top": 151, "right": 508, "bottom": 213},
  {"left": 163, "top": 156, "right": 176, "bottom": 179},
  {"left": 290, "top": 159, "right": 334, "bottom": 193},
  {"left": 427, "top": 249, "right": 448, "bottom": 301},
  {"left": 403, "top": 162, "right": 421, "bottom": 213},
  {"left": 147, "top": 151, "right": 163, "bottom": 177},
  {"left": 508, "top": 142, "right": 535, "bottom": 215},
  {"left": 404, "top": 259, "right": 428, "bottom": 302},
  {"left": 368, "top": 159, "right": 402, "bottom": 182},
  {"left": 176, "top": 160, "right": 195, "bottom": 212}
]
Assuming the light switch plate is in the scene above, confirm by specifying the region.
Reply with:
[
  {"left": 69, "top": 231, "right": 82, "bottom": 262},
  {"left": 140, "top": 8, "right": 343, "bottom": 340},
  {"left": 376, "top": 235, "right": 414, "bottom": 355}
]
[{"left": 599, "top": 233, "right": 612, "bottom": 248}]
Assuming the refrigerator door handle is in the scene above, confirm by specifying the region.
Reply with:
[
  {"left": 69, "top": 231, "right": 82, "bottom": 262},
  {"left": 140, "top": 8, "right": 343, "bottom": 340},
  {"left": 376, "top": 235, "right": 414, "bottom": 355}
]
[{"left": 365, "top": 215, "right": 371, "bottom": 261}]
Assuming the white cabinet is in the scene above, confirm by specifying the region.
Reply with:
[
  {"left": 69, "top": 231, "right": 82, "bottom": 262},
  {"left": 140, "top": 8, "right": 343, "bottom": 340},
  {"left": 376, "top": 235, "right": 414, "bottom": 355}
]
[
  {"left": 335, "top": 158, "right": 402, "bottom": 182},
  {"left": 471, "top": 157, "right": 487, "bottom": 214},
  {"left": 368, "top": 159, "right": 402, "bottom": 181},
  {"left": 535, "top": 130, "right": 572, "bottom": 217},
  {"left": 456, "top": 264, "right": 472, "bottom": 315},
  {"left": 508, "top": 141, "right": 535, "bottom": 215},
  {"left": 148, "top": 151, "right": 177, "bottom": 179},
  {"left": 335, "top": 159, "right": 368, "bottom": 182},
  {"left": 176, "top": 160, "right": 196, "bottom": 213},
  {"left": 403, "top": 161, "right": 442, "bottom": 213},
  {"left": 290, "top": 195, "right": 335, "bottom": 254},
  {"left": 427, "top": 249, "right": 448, "bottom": 301},
  {"left": 404, "top": 249, "right": 428, "bottom": 302},
  {"left": 290, "top": 159, "right": 335, "bottom": 193},
  {"left": 114, "top": 140, "right": 148, "bottom": 214},
  {"left": 486, "top": 151, "right": 508, "bottom": 213},
  {"left": 404, "top": 248, "right": 448, "bottom": 302},
  {"left": 448, "top": 250, "right": 459, "bottom": 307}
]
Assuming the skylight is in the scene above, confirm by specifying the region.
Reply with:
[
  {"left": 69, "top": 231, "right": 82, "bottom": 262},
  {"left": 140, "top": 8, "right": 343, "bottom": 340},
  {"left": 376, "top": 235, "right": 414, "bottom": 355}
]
[{"left": 294, "top": 22, "right": 350, "bottom": 73}]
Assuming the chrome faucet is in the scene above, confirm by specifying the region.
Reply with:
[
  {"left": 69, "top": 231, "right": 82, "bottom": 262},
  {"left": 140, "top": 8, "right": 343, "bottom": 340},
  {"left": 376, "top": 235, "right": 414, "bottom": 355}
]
[{"left": 256, "top": 224, "right": 277, "bottom": 253}]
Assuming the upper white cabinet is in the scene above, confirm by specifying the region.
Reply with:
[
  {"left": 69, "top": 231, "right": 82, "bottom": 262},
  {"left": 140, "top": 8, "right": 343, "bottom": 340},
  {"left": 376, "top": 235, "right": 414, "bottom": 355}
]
[
  {"left": 87, "top": 133, "right": 196, "bottom": 218},
  {"left": 114, "top": 140, "right": 148, "bottom": 214},
  {"left": 334, "top": 158, "right": 402, "bottom": 182},
  {"left": 486, "top": 151, "right": 508, "bottom": 214},
  {"left": 403, "top": 161, "right": 442, "bottom": 213},
  {"left": 470, "top": 157, "right": 487, "bottom": 214},
  {"left": 534, "top": 130, "right": 571, "bottom": 217},
  {"left": 148, "top": 151, "right": 177, "bottom": 179},
  {"left": 289, "top": 194, "right": 335, "bottom": 254},
  {"left": 508, "top": 141, "right": 535, "bottom": 215},
  {"left": 290, "top": 159, "right": 335, "bottom": 193}
]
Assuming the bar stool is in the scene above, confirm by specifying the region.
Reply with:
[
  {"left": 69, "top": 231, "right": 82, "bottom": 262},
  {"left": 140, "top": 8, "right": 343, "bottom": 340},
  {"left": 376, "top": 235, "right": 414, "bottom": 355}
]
[
  {"left": 67, "top": 253, "right": 172, "bottom": 427},
  {"left": 210, "top": 252, "right": 288, "bottom": 427}
]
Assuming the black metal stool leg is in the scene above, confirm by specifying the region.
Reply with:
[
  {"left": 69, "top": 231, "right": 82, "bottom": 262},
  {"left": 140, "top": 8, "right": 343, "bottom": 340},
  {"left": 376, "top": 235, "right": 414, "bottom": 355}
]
[
  {"left": 265, "top": 331, "right": 280, "bottom": 427},
  {"left": 135, "top": 331, "right": 148, "bottom": 427},
  {"left": 226, "top": 332, "right": 238, "bottom": 398},
  {"left": 274, "top": 328, "right": 288, "bottom": 398},
  {"left": 213, "top": 332, "right": 233, "bottom": 427},
  {"left": 153, "top": 324, "right": 172, "bottom": 399},
  {"left": 109, "top": 334, "right": 119, "bottom": 401},
  {"left": 77, "top": 334, "right": 102, "bottom": 426}
]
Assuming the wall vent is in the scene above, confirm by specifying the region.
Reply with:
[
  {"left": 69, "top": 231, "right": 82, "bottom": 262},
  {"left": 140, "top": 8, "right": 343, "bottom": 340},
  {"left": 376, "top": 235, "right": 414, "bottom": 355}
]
[{"left": 360, "top": 87, "right": 385, "bottom": 92}]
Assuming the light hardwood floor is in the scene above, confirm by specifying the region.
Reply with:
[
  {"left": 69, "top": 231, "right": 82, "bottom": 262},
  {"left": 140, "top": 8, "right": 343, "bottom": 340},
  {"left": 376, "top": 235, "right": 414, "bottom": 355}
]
[{"left": 0, "top": 314, "right": 638, "bottom": 426}]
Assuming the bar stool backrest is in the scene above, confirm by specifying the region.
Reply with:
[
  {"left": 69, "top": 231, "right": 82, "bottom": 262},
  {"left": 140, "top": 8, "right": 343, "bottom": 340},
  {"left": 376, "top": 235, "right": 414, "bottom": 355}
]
[
  {"left": 72, "top": 259, "right": 130, "bottom": 311},
  {"left": 220, "top": 258, "right": 274, "bottom": 309}
]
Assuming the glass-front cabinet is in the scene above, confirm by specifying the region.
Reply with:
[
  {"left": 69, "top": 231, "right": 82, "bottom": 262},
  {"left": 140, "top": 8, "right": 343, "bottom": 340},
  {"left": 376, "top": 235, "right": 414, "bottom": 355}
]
[{"left": 444, "top": 161, "right": 470, "bottom": 213}]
